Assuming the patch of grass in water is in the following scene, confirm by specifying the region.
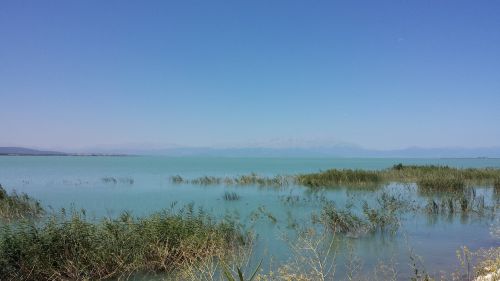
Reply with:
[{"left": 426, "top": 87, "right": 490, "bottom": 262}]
[
  {"left": 386, "top": 164, "right": 500, "bottom": 184},
  {"left": 102, "top": 176, "right": 118, "bottom": 184},
  {"left": 102, "top": 177, "right": 134, "bottom": 185},
  {"left": 424, "top": 187, "right": 493, "bottom": 216},
  {"left": 417, "top": 177, "right": 465, "bottom": 195},
  {"left": 173, "top": 165, "right": 500, "bottom": 194},
  {"left": 172, "top": 173, "right": 291, "bottom": 187},
  {"left": 0, "top": 184, "right": 44, "bottom": 221},
  {"left": 297, "top": 169, "right": 383, "bottom": 188},
  {"left": 318, "top": 192, "right": 408, "bottom": 236},
  {"left": 223, "top": 191, "right": 240, "bottom": 201},
  {"left": 298, "top": 164, "right": 500, "bottom": 190},
  {"left": 320, "top": 202, "right": 366, "bottom": 235},
  {"left": 494, "top": 178, "right": 500, "bottom": 198}
]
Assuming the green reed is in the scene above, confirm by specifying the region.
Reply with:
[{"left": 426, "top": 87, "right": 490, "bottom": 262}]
[
  {"left": 297, "top": 164, "right": 500, "bottom": 190},
  {"left": 297, "top": 169, "right": 383, "bottom": 187},
  {"left": 0, "top": 184, "right": 44, "bottom": 221},
  {"left": 0, "top": 205, "right": 246, "bottom": 281},
  {"left": 223, "top": 191, "right": 241, "bottom": 201}
]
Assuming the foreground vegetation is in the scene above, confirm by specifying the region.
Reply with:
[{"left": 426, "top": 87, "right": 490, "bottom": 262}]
[
  {"left": 0, "top": 205, "right": 245, "bottom": 280},
  {"left": 0, "top": 184, "right": 44, "bottom": 221}
]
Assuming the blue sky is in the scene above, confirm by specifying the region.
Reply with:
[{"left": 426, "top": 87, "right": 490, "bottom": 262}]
[{"left": 1, "top": 0, "right": 499, "bottom": 150}]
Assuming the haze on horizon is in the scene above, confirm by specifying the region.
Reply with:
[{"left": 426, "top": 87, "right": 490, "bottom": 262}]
[{"left": 1, "top": 1, "right": 499, "bottom": 151}]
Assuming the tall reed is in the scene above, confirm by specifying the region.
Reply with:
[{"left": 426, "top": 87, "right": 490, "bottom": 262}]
[
  {"left": 0, "top": 206, "right": 246, "bottom": 280},
  {"left": 0, "top": 184, "right": 44, "bottom": 220}
]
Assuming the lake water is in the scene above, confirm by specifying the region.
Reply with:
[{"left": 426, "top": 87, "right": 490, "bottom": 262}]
[{"left": 0, "top": 156, "right": 499, "bottom": 279}]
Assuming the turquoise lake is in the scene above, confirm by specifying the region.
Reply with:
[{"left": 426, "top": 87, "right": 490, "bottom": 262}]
[{"left": 0, "top": 156, "right": 499, "bottom": 279}]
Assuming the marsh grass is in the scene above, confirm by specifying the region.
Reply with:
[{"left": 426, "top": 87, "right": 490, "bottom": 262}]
[
  {"left": 319, "top": 192, "right": 406, "bottom": 236},
  {"left": 320, "top": 202, "right": 366, "bottom": 235},
  {"left": 173, "top": 165, "right": 500, "bottom": 194},
  {"left": 297, "top": 169, "right": 383, "bottom": 188},
  {"left": 102, "top": 176, "right": 118, "bottom": 184},
  {"left": 0, "top": 205, "right": 246, "bottom": 280},
  {"left": 297, "top": 165, "right": 500, "bottom": 190},
  {"left": 417, "top": 177, "right": 465, "bottom": 195},
  {"left": 424, "top": 188, "right": 492, "bottom": 216},
  {"left": 102, "top": 177, "right": 134, "bottom": 185},
  {"left": 494, "top": 178, "right": 500, "bottom": 198},
  {"left": 172, "top": 173, "right": 292, "bottom": 187},
  {"left": 0, "top": 184, "right": 44, "bottom": 221}
]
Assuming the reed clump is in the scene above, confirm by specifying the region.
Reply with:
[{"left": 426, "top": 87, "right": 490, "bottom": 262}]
[
  {"left": 494, "top": 178, "right": 500, "bottom": 191},
  {"left": 223, "top": 191, "right": 240, "bottom": 201},
  {"left": 319, "top": 192, "right": 406, "bottom": 236},
  {"left": 0, "top": 184, "right": 44, "bottom": 221},
  {"left": 424, "top": 188, "right": 490, "bottom": 215},
  {"left": 386, "top": 164, "right": 500, "bottom": 184},
  {"left": 297, "top": 164, "right": 500, "bottom": 190},
  {"left": 102, "top": 176, "right": 118, "bottom": 184},
  {"left": 173, "top": 165, "right": 500, "bottom": 191},
  {"left": 417, "top": 177, "right": 465, "bottom": 194},
  {"left": 0, "top": 206, "right": 245, "bottom": 280},
  {"left": 320, "top": 202, "right": 366, "bottom": 235},
  {"left": 297, "top": 169, "right": 382, "bottom": 187},
  {"left": 102, "top": 177, "right": 134, "bottom": 185},
  {"left": 173, "top": 173, "right": 291, "bottom": 187}
]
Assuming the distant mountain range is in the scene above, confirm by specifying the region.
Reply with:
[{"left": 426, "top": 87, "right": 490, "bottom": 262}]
[
  {"left": 0, "top": 147, "right": 68, "bottom": 156},
  {"left": 2, "top": 146, "right": 500, "bottom": 158},
  {"left": 0, "top": 147, "right": 124, "bottom": 156}
]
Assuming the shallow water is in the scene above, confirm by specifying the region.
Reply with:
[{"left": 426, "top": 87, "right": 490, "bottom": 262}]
[{"left": 0, "top": 156, "right": 499, "bottom": 279}]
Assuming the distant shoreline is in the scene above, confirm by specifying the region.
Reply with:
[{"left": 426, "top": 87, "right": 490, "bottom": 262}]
[
  {"left": 1, "top": 154, "right": 499, "bottom": 159},
  {"left": 0, "top": 153, "right": 130, "bottom": 157}
]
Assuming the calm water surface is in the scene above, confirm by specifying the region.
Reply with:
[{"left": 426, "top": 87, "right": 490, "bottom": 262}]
[{"left": 0, "top": 156, "right": 499, "bottom": 279}]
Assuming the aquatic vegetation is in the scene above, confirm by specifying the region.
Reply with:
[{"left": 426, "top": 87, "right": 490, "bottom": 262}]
[
  {"left": 298, "top": 164, "right": 500, "bottom": 189},
  {"left": 417, "top": 177, "right": 465, "bottom": 194},
  {"left": 0, "top": 184, "right": 44, "bottom": 221},
  {"left": 387, "top": 164, "right": 500, "bottom": 184},
  {"left": 172, "top": 173, "right": 292, "bottom": 187},
  {"left": 171, "top": 175, "right": 184, "bottom": 183},
  {"left": 423, "top": 187, "right": 494, "bottom": 216},
  {"left": 102, "top": 177, "right": 134, "bottom": 185},
  {"left": 297, "top": 169, "right": 383, "bottom": 187},
  {"left": 0, "top": 206, "right": 246, "bottom": 280},
  {"left": 224, "top": 191, "right": 241, "bottom": 201},
  {"left": 119, "top": 177, "right": 134, "bottom": 184},
  {"left": 362, "top": 202, "right": 400, "bottom": 233},
  {"left": 173, "top": 165, "right": 500, "bottom": 194},
  {"left": 320, "top": 202, "right": 366, "bottom": 235},
  {"left": 192, "top": 176, "right": 223, "bottom": 185},
  {"left": 319, "top": 192, "right": 408, "bottom": 236},
  {"left": 362, "top": 192, "right": 408, "bottom": 233}
]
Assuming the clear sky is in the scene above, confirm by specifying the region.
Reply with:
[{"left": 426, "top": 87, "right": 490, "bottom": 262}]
[{"left": 1, "top": 0, "right": 499, "bottom": 150}]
